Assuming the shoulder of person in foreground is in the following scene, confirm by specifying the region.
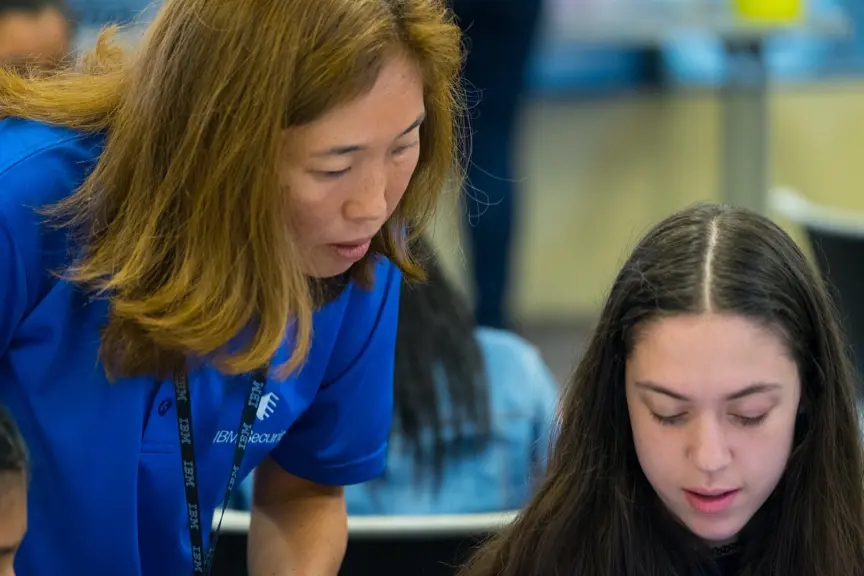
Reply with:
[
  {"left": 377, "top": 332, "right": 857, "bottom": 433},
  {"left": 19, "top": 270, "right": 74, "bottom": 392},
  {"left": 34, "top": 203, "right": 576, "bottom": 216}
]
[
  {"left": 262, "top": 256, "right": 401, "bottom": 488},
  {"left": 475, "top": 327, "right": 559, "bottom": 468},
  {"left": 0, "top": 117, "right": 102, "bottom": 353}
]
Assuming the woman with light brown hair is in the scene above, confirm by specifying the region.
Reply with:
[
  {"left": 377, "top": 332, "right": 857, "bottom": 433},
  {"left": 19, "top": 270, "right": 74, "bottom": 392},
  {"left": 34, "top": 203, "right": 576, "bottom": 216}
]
[{"left": 0, "top": 0, "right": 463, "bottom": 574}]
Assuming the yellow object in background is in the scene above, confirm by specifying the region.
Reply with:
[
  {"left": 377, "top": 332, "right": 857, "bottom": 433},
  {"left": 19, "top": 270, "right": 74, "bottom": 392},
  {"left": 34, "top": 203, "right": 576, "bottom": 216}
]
[{"left": 734, "top": 0, "right": 803, "bottom": 22}]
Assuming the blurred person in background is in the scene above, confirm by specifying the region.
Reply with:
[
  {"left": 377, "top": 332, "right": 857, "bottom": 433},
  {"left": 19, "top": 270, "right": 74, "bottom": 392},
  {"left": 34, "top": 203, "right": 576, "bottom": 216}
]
[
  {"left": 346, "top": 236, "right": 558, "bottom": 514},
  {"left": 0, "top": 406, "right": 27, "bottom": 576},
  {"left": 452, "top": 0, "right": 543, "bottom": 330},
  {"left": 232, "top": 236, "right": 558, "bottom": 514},
  {"left": 0, "top": 0, "right": 71, "bottom": 68},
  {"left": 0, "top": 0, "right": 464, "bottom": 574}
]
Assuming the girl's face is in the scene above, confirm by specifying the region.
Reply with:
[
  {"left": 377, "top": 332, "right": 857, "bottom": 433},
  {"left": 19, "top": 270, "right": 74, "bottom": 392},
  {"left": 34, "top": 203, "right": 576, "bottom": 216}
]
[
  {"left": 0, "top": 471, "right": 26, "bottom": 576},
  {"left": 625, "top": 313, "right": 801, "bottom": 545}
]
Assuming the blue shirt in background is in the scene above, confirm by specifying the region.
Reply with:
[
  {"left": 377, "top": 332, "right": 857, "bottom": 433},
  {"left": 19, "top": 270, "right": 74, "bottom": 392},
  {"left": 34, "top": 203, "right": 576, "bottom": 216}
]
[
  {"left": 345, "top": 328, "right": 558, "bottom": 515},
  {"left": 233, "top": 328, "right": 559, "bottom": 515},
  {"left": 0, "top": 119, "right": 398, "bottom": 575}
]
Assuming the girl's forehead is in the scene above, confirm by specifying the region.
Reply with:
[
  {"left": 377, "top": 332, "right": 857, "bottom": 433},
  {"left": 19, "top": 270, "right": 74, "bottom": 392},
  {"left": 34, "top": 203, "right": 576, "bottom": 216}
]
[{"left": 627, "top": 313, "right": 799, "bottom": 400}]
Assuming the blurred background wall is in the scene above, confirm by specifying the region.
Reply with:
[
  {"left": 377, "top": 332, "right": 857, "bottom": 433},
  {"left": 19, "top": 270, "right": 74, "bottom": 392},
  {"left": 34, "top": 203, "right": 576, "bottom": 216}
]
[{"left": 431, "top": 80, "right": 864, "bottom": 320}]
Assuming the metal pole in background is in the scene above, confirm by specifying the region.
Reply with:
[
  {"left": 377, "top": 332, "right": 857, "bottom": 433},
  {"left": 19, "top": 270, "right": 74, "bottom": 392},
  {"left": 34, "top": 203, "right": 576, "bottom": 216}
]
[{"left": 721, "top": 40, "right": 769, "bottom": 214}]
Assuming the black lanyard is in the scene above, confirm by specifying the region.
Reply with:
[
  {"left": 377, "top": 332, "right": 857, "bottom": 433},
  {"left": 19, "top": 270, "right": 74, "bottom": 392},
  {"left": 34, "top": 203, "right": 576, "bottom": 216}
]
[{"left": 174, "top": 367, "right": 267, "bottom": 575}]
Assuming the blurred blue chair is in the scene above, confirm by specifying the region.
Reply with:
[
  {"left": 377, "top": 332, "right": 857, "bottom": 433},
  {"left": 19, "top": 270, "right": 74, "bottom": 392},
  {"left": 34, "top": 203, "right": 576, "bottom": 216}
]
[{"left": 527, "top": 43, "right": 660, "bottom": 95}]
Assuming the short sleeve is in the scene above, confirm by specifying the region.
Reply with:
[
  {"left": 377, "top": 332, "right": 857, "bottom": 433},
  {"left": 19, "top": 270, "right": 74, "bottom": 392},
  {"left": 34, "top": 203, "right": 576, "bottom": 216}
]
[
  {"left": 0, "top": 216, "right": 28, "bottom": 354},
  {"left": 268, "top": 260, "right": 400, "bottom": 485}
]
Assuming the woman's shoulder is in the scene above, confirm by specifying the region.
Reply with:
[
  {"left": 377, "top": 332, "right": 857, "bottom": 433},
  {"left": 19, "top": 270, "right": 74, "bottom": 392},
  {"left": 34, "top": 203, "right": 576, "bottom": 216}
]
[
  {"left": 0, "top": 117, "right": 104, "bottom": 216},
  {"left": 325, "top": 258, "right": 400, "bottom": 320},
  {"left": 313, "top": 257, "right": 401, "bottom": 380}
]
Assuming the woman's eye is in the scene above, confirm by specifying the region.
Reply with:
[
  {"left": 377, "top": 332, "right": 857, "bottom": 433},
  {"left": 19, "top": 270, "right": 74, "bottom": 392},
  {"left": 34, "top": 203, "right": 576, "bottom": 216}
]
[
  {"left": 733, "top": 413, "right": 768, "bottom": 427},
  {"left": 314, "top": 168, "right": 351, "bottom": 179},
  {"left": 391, "top": 142, "right": 419, "bottom": 156},
  {"left": 651, "top": 411, "right": 686, "bottom": 426}
]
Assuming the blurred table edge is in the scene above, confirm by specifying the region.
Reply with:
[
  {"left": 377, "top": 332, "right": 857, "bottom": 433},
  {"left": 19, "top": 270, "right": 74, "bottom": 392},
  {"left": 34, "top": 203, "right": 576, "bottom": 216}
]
[{"left": 216, "top": 509, "right": 519, "bottom": 539}]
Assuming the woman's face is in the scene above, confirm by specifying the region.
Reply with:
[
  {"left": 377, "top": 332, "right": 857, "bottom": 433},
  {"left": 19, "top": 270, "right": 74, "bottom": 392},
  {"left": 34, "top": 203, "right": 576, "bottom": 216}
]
[
  {"left": 0, "top": 472, "right": 26, "bottom": 576},
  {"left": 625, "top": 313, "right": 801, "bottom": 545},
  {"left": 279, "top": 53, "right": 426, "bottom": 278}
]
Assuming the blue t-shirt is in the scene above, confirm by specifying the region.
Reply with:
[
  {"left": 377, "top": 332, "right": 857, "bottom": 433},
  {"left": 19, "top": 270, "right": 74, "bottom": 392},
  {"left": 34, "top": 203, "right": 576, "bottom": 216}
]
[{"left": 0, "top": 118, "right": 399, "bottom": 575}]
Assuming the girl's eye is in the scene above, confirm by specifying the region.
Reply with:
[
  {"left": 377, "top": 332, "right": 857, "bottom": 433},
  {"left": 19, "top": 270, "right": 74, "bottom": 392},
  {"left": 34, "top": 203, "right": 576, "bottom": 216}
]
[
  {"left": 651, "top": 412, "right": 686, "bottom": 426},
  {"left": 733, "top": 414, "right": 768, "bottom": 427}
]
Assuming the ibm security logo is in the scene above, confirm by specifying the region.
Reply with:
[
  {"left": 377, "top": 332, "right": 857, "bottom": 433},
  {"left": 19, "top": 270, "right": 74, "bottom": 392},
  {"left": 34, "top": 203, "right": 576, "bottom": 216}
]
[
  {"left": 256, "top": 392, "right": 278, "bottom": 420},
  {"left": 212, "top": 392, "right": 287, "bottom": 446}
]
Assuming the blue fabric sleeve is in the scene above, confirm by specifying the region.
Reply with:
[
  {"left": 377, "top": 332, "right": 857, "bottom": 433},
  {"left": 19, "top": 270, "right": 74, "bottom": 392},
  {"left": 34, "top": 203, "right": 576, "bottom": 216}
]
[
  {"left": 0, "top": 129, "right": 98, "bottom": 352},
  {"left": 268, "top": 260, "right": 400, "bottom": 486}
]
